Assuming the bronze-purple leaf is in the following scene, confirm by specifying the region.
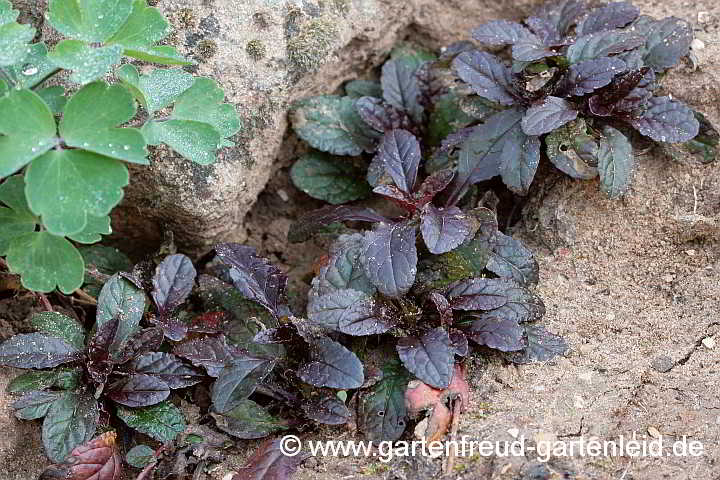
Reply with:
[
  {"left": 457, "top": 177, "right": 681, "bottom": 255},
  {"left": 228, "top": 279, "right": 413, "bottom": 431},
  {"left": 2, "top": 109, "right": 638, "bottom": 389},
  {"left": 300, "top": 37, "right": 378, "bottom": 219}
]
[
  {"left": 107, "top": 374, "right": 170, "bottom": 407},
  {"left": 288, "top": 205, "right": 388, "bottom": 243},
  {"left": 232, "top": 437, "right": 308, "bottom": 480},
  {"left": 362, "top": 221, "right": 418, "bottom": 298},
  {"left": 302, "top": 397, "right": 352, "bottom": 425},
  {"left": 420, "top": 205, "right": 472, "bottom": 254},
  {"left": 396, "top": 327, "right": 454, "bottom": 389},
  {"left": 505, "top": 325, "right": 569, "bottom": 364},
  {"left": 452, "top": 51, "right": 516, "bottom": 106},
  {"left": 467, "top": 317, "right": 525, "bottom": 352},
  {"left": 369, "top": 129, "right": 422, "bottom": 192},
  {"left": 129, "top": 352, "right": 205, "bottom": 389},
  {"left": 355, "top": 96, "right": 412, "bottom": 133},
  {"left": 297, "top": 336, "right": 364, "bottom": 389},
  {"left": 151, "top": 254, "right": 196, "bottom": 320},
  {"left": 173, "top": 335, "right": 238, "bottom": 377},
  {"left": 0, "top": 333, "right": 81, "bottom": 369}
]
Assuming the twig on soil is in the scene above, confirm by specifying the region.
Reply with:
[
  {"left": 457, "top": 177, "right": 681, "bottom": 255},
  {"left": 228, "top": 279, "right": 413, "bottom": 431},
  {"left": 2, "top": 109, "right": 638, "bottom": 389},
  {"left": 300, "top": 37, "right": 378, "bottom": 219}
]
[
  {"left": 37, "top": 293, "right": 53, "bottom": 312},
  {"left": 74, "top": 288, "right": 98, "bottom": 305},
  {"left": 444, "top": 396, "right": 463, "bottom": 476}
]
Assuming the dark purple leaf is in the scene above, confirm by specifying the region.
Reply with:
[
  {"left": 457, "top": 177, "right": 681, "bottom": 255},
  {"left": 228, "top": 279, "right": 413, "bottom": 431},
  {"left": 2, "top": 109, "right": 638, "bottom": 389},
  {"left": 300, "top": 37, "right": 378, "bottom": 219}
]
[
  {"left": 0, "top": 333, "right": 80, "bottom": 369},
  {"left": 567, "top": 31, "right": 644, "bottom": 63},
  {"left": 511, "top": 42, "right": 558, "bottom": 62},
  {"left": 631, "top": 96, "right": 699, "bottom": 143},
  {"left": 252, "top": 324, "right": 302, "bottom": 345},
  {"left": 288, "top": 205, "right": 388, "bottom": 243},
  {"left": 297, "top": 336, "right": 364, "bottom": 389},
  {"left": 12, "top": 391, "right": 61, "bottom": 420},
  {"left": 368, "top": 129, "right": 421, "bottom": 192},
  {"left": 232, "top": 437, "right": 308, "bottom": 480},
  {"left": 151, "top": 254, "right": 196, "bottom": 319},
  {"left": 355, "top": 96, "right": 412, "bottom": 133},
  {"left": 521, "top": 96, "right": 578, "bottom": 136},
  {"left": 213, "top": 399, "right": 287, "bottom": 439},
  {"left": 215, "top": 243, "right": 291, "bottom": 318},
  {"left": 114, "top": 327, "right": 164, "bottom": 364},
  {"left": 414, "top": 169, "right": 454, "bottom": 207},
  {"left": 362, "top": 221, "right": 418, "bottom": 298},
  {"left": 396, "top": 327, "right": 454, "bottom": 389},
  {"left": 420, "top": 205, "right": 471, "bottom": 254},
  {"left": 381, "top": 59, "right": 424, "bottom": 124},
  {"left": 108, "top": 374, "right": 170, "bottom": 407},
  {"left": 588, "top": 67, "right": 654, "bottom": 116},
  {"left": 446, "top": 278, "right": 509, "bottom": 311},
  {"left": 487, "top": 232, "right": 540, "bottom": 286},
  {"left": 449, "top": 329, "right": 469, "bottom": 357},
  {"left": 452, "top": 51, "right": 516, "bottom": 106},
  {"left": 559, "top": 58, "right": 627, "bottom": 96},
  {"left": 150, "top": 315, "right": 188, "bottom": 342},
  {"left": 212, "top": 353, "right": 276, "bottom": 413},
  {"left": 302, "top": 397, "right": 352, "bottom": 425},
  {"left": 643, "top": 17, "right": 692, "bottom": 72},
  {"left": 308, "top": 288, "right": 396, "bottom": 336},
  {"left": 96, "top": 274, "right": 145, "bottom": 356},
  {"left": 471, "top": 20, "right": 539, "bottom": 46},
  {"left": 439, "top": 41, "right": 476, "bottom": 62},
  {"left": 447, "top": 277, "right": 545, "bottom": 323},
  {"left": 525, "top": 17, "right": 561, "bottom": 45},
  {"left": 531, "top": 0, "right": 588, "bottom": 35},
  {"left": 467, "top": 317, "right": 525, "bottom": 352},
  {"left": 129, "top": 352, "right": 205, "bottom": 389},
  {"left": 597, "top": 125, "right": 633, "bottom": 198},
  {"left": 312, "top": 233, "right": 376, "bottom": 297},
  {"left": 578, "top": 1, "right": 639, "bottom": 35},
  {"left": 428, "top": 292, "right": 453, "bottom": 325},
  {"left": 372, "top": 184, "right": 416, "bottom": 212},
  {"left": 446, "top": 108, "right": 524, "bottom": 206},
  {"left": 505, "top": 325, "right": 569, "bottom": 364},
  {"left": 173, "top": 335, "right": 238, "bottom": 377}
]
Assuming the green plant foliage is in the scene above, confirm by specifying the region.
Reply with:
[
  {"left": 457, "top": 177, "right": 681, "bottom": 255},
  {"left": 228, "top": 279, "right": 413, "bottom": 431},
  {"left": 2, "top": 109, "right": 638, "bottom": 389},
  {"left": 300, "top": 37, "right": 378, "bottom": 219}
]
[
  {"left": 0, "top": 0, "right": 241, "bottom": 293},
  {"left": 116, "top": 401, "right": 186, "bottom": 443},
  {"left": 290, "top": 152, "right": 371, "bottom": 204}
]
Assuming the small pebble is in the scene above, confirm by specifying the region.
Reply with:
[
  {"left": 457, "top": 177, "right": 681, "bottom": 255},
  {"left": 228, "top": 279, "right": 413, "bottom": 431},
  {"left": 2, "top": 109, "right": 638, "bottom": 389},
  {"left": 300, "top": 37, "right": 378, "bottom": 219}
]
[
  {"left": 507, "top": 428, "right": 519, "bottom": 438},
  {"left": 702, "top": 336, "right": 715, "bottom": 349},
  {"left": 651, "top": 355, "right": 674, "bottom": 373},
  {"left": 647, "top": 426, "right": 661, "bottom": 438},
  {"left": 277, "top": 189, "right": 289, "bottom": 202},
  {"left": 698, "top": 11, "right": 711, "bottom": 23}
]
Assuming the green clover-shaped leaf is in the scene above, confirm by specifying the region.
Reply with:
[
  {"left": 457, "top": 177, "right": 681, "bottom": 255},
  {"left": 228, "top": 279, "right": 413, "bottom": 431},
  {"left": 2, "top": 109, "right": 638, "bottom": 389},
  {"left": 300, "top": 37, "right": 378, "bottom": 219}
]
[
  {"left": 107, "top": 0, "right": 189, "bottom": 65},
  {"left": 68, "top": 214, "right": 111, "bottom": 244},
  {"left": 141, "top": 78, "right": 240, "bottom": 165},
  {"left": 4, "top": 43, "right": 58, "bottom": 89},
  {"left": 47, "top": 0, "right": 133, "bottom": 43},
  {"left": 116, "top": 64, "right": 194, "bottom": 114},
  {"left": 25, "top": 149, "right": 128, "bottom": 236},
  {"left": 6, "top": 231, "right": 85, "bottom": 293},
  {"left": 0, "top": 0, "right": 35, "bottom": 67},
  {"left": 0, "top": 89, "right": 57, "bottom": 177},
  {"left": 0, "top": 175, "right": 37, "bottom": 255},
  {"left": 48, "top": 40, "right": 124, "bottom": 84},
  {"left": 60, "top": 81, "right": 148, "bottom": 164},
  {"left": 36, "top": 86, "right": 67, "bottom": 114}
]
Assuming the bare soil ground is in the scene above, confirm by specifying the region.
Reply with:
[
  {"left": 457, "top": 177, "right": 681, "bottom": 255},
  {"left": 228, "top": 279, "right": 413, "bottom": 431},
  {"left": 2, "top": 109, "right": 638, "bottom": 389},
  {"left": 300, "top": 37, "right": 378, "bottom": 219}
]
[{"left": 1, "top": 0, "right": 719, "bottom": 479}]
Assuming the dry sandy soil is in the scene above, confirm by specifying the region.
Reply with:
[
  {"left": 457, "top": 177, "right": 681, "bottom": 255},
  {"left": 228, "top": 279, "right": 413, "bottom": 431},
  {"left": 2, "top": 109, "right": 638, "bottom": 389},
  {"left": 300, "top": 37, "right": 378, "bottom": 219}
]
[{"left": 1, "top": 0, "right": 719, "bottom": 479}]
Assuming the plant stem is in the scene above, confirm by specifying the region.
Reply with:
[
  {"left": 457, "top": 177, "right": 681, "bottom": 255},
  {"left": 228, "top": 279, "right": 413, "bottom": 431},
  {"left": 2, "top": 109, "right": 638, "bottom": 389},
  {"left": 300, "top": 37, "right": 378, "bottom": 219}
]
[
  {"left": 30, "top": 68, "right": 62, "bottom": 90},
  {"left": 0, "top": 67, "right": 15, "bottom": 87},
  {"left": 444, "top": 396, "right": 463, "bottom": 476},
  {"left": 37, "top": 293, "right": 53, "bottom": 312},
  {"left": 73, "top": 288, "right": 97, "bottom": 305}
]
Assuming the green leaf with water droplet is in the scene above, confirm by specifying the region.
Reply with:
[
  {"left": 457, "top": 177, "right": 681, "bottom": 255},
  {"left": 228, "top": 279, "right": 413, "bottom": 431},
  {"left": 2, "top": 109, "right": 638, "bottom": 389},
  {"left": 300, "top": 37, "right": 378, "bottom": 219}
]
[
  {"left": 106, "top": 0, "right": 190, "bottom": 65},
  {"left": 67, "top": 214, "right": 112, "bottom": 244},
  {"left": 30, "top": 311, "right": 86, "bottom": 350},
  {"left": 0, "top": 89, "right": 57, "bottom": 177},
  {"left": 42, "top": 392, "right": 98, "bottom": 463},
  {"left": 116, "top": 64, "right": 194, "bottom": 114},
  {"left": 25, "top": 149, "right": 128, "bottom": 236},
  {"left": 5, "top": 232, "right": 85, "bottom": 294},
  {"left": 36, "top": 86, "right": 67, "bottom": 114},
  {"left": 0, "top": 175, "right": 38, "bottom": 256},
  {"left": 172, "top": 78, "right": 241, "bottom": 139},
  {"left": 47, "top": 0, "right": 133, "bottom": 43},
  {"left": 142, "top": 119, "right": 221, "bottom": 165},
  {"left": 60, "top": 81, "right": 149, "bottom": 164},
  {"left": 4, "top": 43, "right": 57, "bottom": 89},
  {"left": 48, "top": 40, "right": 124, "bottom": 85},
  {"left": 116, "top": 400, "right": 186, "bottom": 443},
  {"left": 0, "top": 5, "right": 35, "bottom": 67},
  {"left": 7, "top": 371, "right": 58, "bottom": 393}
]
